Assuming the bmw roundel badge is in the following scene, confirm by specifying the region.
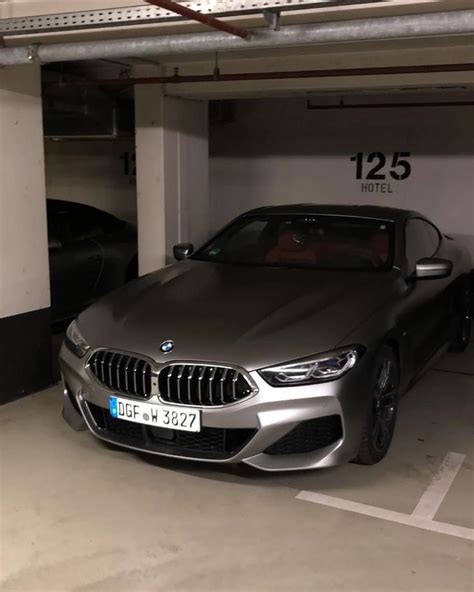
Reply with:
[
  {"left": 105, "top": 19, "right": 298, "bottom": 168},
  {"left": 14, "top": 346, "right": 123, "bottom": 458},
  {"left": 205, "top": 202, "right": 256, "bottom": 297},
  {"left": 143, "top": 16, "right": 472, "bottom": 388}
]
[{"left": 160, "top": 340, "right": 175, "bottom": 354}]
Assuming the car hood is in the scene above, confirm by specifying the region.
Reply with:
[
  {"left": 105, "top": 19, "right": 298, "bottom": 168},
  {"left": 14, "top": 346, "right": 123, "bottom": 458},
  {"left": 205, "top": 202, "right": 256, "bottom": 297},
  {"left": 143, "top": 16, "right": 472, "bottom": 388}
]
[{"left": 78, "top": 260, "right": 398, "bottom": 371}]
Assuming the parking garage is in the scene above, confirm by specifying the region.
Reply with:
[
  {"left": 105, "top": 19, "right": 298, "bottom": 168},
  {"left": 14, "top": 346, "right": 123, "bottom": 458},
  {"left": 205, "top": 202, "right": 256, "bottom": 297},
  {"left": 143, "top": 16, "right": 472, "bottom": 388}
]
[{"left": 1, "top": 1, "right": 473, "bottom": 590}]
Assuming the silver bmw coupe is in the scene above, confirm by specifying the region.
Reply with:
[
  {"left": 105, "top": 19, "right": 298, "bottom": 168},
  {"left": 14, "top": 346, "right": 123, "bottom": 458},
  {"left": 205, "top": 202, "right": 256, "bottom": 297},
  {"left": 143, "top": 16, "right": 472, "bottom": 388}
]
[{"left": 60, "top": 205, "right": 472, "bottom": 471}]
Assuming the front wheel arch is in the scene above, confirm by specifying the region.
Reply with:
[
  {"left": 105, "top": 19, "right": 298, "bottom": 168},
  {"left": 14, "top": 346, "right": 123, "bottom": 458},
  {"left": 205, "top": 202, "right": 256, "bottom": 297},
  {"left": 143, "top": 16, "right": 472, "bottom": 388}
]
[
  {"left": 381, "top": 332, "right": 407, "bottom": 393},
  {"left": 353, "top": 344, "right": 400, "bottom": 465}
]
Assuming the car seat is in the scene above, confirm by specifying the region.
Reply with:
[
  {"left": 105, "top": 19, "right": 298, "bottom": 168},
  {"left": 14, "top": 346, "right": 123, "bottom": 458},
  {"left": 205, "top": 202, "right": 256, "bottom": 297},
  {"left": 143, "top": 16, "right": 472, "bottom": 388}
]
[
  {"left": 370, "top": 230, "right": 390, "bottom": 264},
  {"left": 265, "top": 228, "right": 318, "bottom": 265}
]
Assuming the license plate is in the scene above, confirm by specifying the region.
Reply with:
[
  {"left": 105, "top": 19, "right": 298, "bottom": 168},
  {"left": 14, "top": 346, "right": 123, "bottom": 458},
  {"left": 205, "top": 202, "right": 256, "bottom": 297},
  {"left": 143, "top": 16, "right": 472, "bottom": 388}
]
[{"left": 109, "top": 396, "right": 201, "bottom": 432}]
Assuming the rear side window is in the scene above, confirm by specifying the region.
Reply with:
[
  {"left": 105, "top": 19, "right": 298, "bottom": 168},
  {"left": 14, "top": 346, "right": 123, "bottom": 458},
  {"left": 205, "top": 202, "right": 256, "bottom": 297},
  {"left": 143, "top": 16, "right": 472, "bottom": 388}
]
[
  {"left": 47, "top": 200, "right": 125, "bottom": 243},
  {"left": 405, "top": 218, "right": 441, "bottom": 273}
]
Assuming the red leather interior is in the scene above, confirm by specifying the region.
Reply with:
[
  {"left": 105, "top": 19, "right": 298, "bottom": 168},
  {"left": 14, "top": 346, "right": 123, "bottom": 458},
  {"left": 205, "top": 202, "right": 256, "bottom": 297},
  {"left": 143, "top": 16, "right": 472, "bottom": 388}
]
[
  {"left": 265, "top": 229, "right": 317, "bottom": 265},
  {"left": 264, "top": 227, "right": 390, "bottom": 267},
  {"left": 370, "top": 230, "right": 390, "bottom": 263}
]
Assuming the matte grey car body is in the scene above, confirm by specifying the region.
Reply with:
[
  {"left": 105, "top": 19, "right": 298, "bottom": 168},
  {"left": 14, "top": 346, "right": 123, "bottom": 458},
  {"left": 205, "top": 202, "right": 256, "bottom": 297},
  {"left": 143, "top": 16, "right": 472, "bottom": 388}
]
[{"left": 60, "top": 205, "right": 472, "bottom": 471}]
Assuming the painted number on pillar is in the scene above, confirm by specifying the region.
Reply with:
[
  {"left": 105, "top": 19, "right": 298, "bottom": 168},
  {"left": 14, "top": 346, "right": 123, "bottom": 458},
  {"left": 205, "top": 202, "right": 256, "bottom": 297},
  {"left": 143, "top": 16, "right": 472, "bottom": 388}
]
[
  {"left": 120, "top": 152, "right": 136, "bottom": 178},
  {"left": 350, "top": 152, "right": 412, "bottom": 181}
]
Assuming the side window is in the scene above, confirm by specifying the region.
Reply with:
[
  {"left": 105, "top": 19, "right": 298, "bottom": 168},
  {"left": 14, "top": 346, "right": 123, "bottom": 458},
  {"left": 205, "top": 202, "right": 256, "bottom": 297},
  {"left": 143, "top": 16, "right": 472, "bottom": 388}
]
[
  {"left": 423, "top": 221, "right": 441, "bottom": 255},
  {"left": 202, "top": 219, "right": 269, "bottom": 262},
  {"left": 223, "top": 220, "right": 268, "bottom": 256},
  {"left": 51, "top": 210, "right": 73, "bottom": 245},
  {"left": 47, "top": 201, "right": 124, "bottom": 244},
  {"left": 70, "top": 206, "right": 124, "bottom": 239},
  {"left": 65, "top": 206, "right": 100, "bottom": 241},
  {"left": 405, "top": 218, "right": 440, "bottom": 273}
]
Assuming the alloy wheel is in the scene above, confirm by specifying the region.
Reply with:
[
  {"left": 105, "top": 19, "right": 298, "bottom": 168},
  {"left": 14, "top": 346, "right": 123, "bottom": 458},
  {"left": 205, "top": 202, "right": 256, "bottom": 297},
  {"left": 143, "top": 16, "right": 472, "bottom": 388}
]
[{"left": 371, "top": 357, "right": 397, "bottom": 453}]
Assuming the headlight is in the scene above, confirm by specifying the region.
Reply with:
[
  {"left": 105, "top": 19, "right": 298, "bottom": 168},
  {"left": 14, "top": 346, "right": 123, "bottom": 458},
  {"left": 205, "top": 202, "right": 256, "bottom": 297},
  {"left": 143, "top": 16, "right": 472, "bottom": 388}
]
[
  {"left": 65, "top": 320, "right": 91, "bottom": 358},
  {"left": 259, "top": 346, "right": 364, "bottom": 387}
]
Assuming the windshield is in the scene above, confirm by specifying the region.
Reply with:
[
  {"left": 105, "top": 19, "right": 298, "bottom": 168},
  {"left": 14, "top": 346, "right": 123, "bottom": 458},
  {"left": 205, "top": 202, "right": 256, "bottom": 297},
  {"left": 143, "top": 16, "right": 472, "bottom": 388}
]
[{"left": 194, "top": 214, "right": 395, "bottom": 271}]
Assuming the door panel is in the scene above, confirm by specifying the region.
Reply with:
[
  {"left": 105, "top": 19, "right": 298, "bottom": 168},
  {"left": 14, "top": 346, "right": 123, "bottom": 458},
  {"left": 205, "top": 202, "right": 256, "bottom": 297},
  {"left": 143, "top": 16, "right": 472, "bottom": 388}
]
[
  {"left": 47, "top": 199, "right": 134, "bottom": 322},
  {"left": 92, "top": 236, "right": 135, "bottom": 299},
  {"left": 49, "top": 239, "right": 102, "bottom": 322},
  {"left": 400, "top": 277, "right": 452, "bottom": 371},
  {"left": 400, "top": 218, "right": 452, "bottom": 371}
]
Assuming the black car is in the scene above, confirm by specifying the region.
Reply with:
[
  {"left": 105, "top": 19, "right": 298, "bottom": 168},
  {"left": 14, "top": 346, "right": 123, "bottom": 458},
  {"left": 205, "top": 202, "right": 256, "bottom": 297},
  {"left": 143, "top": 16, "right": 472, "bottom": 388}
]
[{"left": 47, "top": 199, "right": 137, "bottom": 324}]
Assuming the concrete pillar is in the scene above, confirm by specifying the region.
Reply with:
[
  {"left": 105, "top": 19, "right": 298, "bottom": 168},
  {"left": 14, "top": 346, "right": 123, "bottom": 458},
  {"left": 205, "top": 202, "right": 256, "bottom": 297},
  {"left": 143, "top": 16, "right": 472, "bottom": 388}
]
[
  {"left": 0, "top": 65, "right": 52, "bottom": 403},
  {"left": 135, "top": 83, "right": 209, "bottom": 275}
]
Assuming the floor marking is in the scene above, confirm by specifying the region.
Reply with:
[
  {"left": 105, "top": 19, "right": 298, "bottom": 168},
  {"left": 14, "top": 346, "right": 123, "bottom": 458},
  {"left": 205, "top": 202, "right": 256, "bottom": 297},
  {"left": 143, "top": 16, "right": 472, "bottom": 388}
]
[
  {"left": 296, "top": 452, "right": 473, "bottom": 541},
  {"left": 412, "top": 452, "right": 466, "bottom": 520},
  {"left": 296, "top": 491, "right": 474, "bottom": 541}
]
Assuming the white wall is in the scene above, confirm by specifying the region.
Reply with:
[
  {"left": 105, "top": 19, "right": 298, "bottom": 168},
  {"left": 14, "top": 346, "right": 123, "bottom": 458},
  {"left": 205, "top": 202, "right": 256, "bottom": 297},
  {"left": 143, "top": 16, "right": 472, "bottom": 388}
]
[
  {"left": 163, "top": 96, "right": 209, "bottom": 251},
  {"left": 43, "top": 95, "right": 209, "bottom": 249},
  {"left": 135, "top": 86, "right": 209, "bottom": 274},
  {"left": 0, "top": 65, "right": 50, "bottom": 318},
  {"left": 43, "top": 98, "right": 474, "bottom": 260},
  {"left": 209, "top": 99, "right": 474, "bottom": 257},
  {"left": 45, "top": 138, "right": 137, "bottom": 223}
]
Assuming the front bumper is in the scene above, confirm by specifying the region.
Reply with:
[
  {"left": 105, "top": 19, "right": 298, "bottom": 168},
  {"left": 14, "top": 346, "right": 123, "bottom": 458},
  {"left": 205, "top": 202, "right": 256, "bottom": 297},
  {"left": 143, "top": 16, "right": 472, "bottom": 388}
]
[{"left": 59, "top": 343, "right": 374, "bottom": 471}]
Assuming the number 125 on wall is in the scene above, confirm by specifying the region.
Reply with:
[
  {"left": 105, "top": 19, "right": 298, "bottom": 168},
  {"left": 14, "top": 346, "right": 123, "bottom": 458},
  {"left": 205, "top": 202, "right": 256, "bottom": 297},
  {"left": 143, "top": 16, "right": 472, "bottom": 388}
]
[{"left": 350, "top": 152, "right": 412, "bottom": 181}]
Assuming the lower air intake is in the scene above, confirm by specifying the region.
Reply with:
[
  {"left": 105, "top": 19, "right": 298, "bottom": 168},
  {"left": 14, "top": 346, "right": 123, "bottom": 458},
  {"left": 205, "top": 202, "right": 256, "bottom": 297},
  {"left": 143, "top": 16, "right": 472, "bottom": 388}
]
[
  {"left": 264, "top": 415, "right": 343, "bottom": 455},
  {"left": 87, "top": 402, "right": 256, "bottom": 460}
]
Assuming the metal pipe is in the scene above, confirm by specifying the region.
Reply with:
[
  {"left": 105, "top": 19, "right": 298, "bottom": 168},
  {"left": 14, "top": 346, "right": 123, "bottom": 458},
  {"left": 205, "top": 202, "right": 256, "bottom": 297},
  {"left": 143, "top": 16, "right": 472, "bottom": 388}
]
[
  {"left": 307, "top": 101, "right": 474, "bottom": 110},
  {"left": 145, "top": 0, "right": 249, "bottom": 39},
  {"left": 1, "top": 9, "right": 473, "bottom": 66},
  {"left": 46, "top": 63, "right": 474, "bottom": 88}
]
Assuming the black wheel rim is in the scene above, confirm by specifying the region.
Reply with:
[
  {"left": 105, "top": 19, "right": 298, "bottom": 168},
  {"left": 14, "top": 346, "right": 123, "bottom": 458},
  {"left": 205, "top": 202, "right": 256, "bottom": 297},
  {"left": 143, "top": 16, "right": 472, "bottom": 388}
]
[{"left": 371, "top": 357, "right": 397, "bottom": 453}]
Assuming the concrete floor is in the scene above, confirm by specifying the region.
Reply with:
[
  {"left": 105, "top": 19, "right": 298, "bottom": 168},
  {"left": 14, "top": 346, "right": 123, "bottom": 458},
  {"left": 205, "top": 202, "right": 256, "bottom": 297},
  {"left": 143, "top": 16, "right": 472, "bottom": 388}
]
[{"left": 1, "top": 346, "right": 473, "bottom": 592}]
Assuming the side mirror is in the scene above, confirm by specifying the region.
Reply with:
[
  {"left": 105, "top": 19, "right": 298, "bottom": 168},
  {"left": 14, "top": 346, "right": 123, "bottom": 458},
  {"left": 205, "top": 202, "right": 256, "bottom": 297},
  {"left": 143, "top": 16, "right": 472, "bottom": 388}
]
[
  {"left": 173, "top": 243, "right": 194, "bottom": 261},
  {"left": 415, "top": 257, "right": 453, "bottom": 280}
]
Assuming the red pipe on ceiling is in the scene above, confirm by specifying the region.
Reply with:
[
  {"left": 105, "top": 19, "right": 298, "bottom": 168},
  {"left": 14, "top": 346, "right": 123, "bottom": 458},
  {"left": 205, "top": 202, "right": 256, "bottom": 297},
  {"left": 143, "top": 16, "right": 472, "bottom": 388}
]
[
  {"left": 48, "top": 63, "right": 474, "bottom": 88},
  {"left": 145, "top": 0, "right": 250, "bottom": 39}
]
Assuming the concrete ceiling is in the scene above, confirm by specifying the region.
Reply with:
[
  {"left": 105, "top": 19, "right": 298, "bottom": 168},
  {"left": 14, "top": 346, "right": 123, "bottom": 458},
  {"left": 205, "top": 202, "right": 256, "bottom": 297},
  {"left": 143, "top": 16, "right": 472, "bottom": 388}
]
[
  {"left": 44, "top": 34, "right": 474, "bottom": 99},
  {"left": 5, "top": 0, "right": 472, "bottom": 99}
]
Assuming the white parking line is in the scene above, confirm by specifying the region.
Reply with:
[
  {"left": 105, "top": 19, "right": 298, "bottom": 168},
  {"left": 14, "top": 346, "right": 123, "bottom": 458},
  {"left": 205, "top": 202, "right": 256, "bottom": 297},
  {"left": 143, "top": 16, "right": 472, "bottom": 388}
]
[
  {"left": 412, "top": 452, "right": 466, "bottom": 520},
  {"left": 296, "top": 452, "right": 473, "bottom": 541}
]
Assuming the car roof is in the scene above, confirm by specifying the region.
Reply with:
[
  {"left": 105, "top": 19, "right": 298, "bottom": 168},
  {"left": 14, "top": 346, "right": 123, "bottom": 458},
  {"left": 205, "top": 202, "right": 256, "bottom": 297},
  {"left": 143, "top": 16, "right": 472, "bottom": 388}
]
[
  {"left": 47, "top": 198, "right": 113, "bottom": 217},
  {"left": 47, "top": 198, "right": 87, "bottom": 210},
  {"left": 241, "top": 204, "right": 421, "bottom": 223}
]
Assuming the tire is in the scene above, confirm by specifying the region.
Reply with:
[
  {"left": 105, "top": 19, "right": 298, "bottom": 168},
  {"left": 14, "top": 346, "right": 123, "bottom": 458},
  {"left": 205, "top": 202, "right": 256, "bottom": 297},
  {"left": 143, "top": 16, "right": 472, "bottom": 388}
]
[
  {"left": 353, "top": 345, "right": 400, "bottom": 466},
  {"left": 448, "top": 282, "right": 472, "bottom": 353}
]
